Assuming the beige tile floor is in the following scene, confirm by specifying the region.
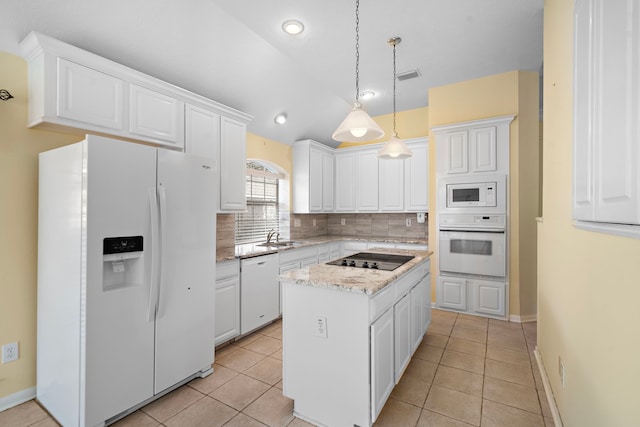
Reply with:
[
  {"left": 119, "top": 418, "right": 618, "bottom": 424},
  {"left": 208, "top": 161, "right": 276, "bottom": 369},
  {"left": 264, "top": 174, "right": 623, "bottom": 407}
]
[{"left": 1, "top": 310, "right": 554, "bottom": 427}]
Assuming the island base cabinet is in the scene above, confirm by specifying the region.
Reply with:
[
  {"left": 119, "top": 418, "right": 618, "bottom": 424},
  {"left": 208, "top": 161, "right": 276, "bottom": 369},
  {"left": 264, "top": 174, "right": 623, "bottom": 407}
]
[
  {"left": 370, "top": 308, "right": 394, "bottom": 422},
  {"left": 283, "top": 283, "right": 371, "bottom": 427}
]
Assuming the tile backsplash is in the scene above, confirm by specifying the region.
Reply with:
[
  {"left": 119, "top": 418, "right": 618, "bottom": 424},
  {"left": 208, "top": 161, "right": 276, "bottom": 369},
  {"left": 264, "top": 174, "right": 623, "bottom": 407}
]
[
  {"left": 290, "top": 213, "right": 428, "bottom": 241},
  {"left": 216, "top": 212, "right": 429, "bottom": 259}
]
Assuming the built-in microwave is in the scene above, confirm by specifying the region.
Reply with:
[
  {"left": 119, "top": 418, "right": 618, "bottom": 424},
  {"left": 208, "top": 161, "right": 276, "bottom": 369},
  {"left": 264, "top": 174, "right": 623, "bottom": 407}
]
[
  {"left": 438, "top": 174, "right": 506, "bottom": 214},
  {"left": 447, "top": 181, "right": 496, "bottom": 208}
]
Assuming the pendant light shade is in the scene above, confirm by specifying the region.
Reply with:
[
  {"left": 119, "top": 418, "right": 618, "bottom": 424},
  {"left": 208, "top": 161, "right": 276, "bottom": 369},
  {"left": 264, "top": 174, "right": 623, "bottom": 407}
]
[
  {"left": 377, "top": 134, "right": 413, "bottom": 159},
  {"left": 378, "top": 36, "right": 413, "bottom": 159},
  {"left": 332, "top": 0, "right": 384, "bottom": 143},
  {"left": 332, "top": 103, "right": 385, "bottom": 142}
]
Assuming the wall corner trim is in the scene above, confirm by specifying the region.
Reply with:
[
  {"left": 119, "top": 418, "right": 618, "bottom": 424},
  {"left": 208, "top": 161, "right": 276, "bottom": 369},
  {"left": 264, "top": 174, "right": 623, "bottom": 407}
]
[{"left": 509, "top": 313, "right": 537, "bottom": 323}]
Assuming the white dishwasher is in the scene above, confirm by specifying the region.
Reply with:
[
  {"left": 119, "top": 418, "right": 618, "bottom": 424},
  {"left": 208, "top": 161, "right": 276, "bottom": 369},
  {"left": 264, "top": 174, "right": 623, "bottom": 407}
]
[{"left": 240, "top": 253, "right": 280, "bottom": 334}]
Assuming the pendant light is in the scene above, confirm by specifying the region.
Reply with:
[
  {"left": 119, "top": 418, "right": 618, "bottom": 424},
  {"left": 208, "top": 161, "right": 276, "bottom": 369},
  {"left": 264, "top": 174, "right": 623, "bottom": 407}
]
[
  {"left": 377, "top": 37, "right": 413, "bottom": 159},
  {"left": 332, "top": 0, "right": 385, "bottom": 143}
]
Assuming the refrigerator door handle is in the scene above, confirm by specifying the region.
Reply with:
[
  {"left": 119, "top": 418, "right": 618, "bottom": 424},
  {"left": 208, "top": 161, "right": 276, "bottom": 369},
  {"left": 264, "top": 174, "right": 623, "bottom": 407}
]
[
  {"left": 156, "top": 184, "right": 168, "bottom": 318},
  {"left": 148, "top": 187, "right": 160, "bottom": 322}
]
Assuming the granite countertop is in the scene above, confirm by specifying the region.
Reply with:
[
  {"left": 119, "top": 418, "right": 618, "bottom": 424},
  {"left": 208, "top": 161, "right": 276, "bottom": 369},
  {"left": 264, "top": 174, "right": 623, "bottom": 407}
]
[
  {"left": 216, "top": 235, "right": 429, "bottom": 262},
  {"left": 278, "top": 248, "right": 433, "bottom": 296}
]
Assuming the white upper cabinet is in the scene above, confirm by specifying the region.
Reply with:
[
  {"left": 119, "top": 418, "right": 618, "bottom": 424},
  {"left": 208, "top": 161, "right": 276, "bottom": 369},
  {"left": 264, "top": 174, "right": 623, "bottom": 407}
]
[
  {"left": 444, "top": 131, "right": 469, "bottom": 174},
  {"left": 335, "top": 151, "right": 356, "bottom": 212},
  {"left": 434, "top": 116, "right": 513, "bottom": 176},
  {"left": 573, "top": 0, "right": 640, "bottom": 232},
  {"left": 185, "top": 103, "right": 220, "bottom": 160},
  {"left": 355, "top": 149, "right": 379, "bottom": 211},
  {"left": 292, "top": 140, "right": 334, "bottom": 213},
  {"left": 219, "top": 117, "right": 247, "bottom": 211},
  {"left": 404, "top": 139, "right": 429, "bottom": 212},
  {"left": 380, "top": 156, "right": 404, "bottom": 211},
  {"left": 129, "top": 84, "right": 184, "bottom": 147},
  {"left": 322, "top": 150, "right": 335, "bottom": 211},
  {"left": 20, "top": 31, "right": 251, "bottom": 153},
  {"left": 469, "top": 126, "right": 497, "bottom": 173},
  {"left": 56, "top": 58, "right": 125, "bottom": 131}
]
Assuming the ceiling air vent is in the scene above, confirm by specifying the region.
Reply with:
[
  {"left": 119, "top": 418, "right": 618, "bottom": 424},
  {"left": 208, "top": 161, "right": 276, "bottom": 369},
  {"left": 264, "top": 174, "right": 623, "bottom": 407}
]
[{"left": 396, "top": 69, "right": 421, "bottom": 81}]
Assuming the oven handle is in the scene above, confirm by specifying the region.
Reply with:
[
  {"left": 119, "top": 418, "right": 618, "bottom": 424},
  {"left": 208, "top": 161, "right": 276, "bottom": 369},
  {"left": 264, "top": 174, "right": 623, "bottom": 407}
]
[{"left": 439, "top": 227, "right": 505, "bottom": 233}]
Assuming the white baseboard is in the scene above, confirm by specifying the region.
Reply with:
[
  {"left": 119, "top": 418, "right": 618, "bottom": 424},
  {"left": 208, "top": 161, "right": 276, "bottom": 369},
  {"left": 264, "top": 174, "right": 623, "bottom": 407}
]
[
  {"left": 509, "top": 313, "right": 537, "bottom": 323},
  {"left": 0, "top": 386, "right": 36, "bottom": 412},
  {"left": 534, "top": 347, "right": 564, "bottom": 427}
]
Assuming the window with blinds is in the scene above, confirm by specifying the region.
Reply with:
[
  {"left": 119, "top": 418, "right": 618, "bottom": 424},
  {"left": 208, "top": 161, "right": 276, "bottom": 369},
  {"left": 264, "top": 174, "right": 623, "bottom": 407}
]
[{"left": 235, "top": 161, "right": 282, "bottom": 245}]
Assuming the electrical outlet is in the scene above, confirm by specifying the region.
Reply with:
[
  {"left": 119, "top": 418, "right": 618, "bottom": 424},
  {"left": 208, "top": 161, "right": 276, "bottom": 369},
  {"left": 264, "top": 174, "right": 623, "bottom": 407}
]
[
  {"left": 294, "top": 219, "right": 301, "bottom": 227},
  {"left": 2, "top": 342, "right": 19, "bottom": 363},
  {"left": 406, "top": 218, "right": 412, "bottom": 227},
  {"left": 341, "top": 218, "right": 346, "bottom": 226},
  {"left": 313, "top": 219, "right": 317, "bottom": 227},
  {"left": 559, "top": 356, "right": 566, "bottom": 388},
  {"left": 315, "top": 316, "right": 328, "bottom": 338}
]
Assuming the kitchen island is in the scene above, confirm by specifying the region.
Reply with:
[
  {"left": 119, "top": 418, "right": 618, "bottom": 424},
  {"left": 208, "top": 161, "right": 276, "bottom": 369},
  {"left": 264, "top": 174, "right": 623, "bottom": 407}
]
[{"left": 279, "top": 248, "right": 432, "bottom": 427}]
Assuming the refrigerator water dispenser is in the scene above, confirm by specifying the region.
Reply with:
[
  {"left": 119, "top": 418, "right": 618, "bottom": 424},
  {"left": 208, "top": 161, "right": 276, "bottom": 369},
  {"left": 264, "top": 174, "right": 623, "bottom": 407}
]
[{"left": 102, "top": 236, "right": 144, "bottom": 290}]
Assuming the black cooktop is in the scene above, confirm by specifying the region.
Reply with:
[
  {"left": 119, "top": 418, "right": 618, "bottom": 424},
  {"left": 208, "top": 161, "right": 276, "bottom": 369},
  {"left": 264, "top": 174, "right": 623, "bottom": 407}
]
[{"left": 326, "top": 252, "right": 415, "bottom": 271}]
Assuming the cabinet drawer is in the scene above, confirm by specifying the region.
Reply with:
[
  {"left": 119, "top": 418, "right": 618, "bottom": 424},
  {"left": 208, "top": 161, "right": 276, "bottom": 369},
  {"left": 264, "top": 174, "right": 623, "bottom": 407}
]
[
  {"left": 216, "top": 259, "right": 239, "bottom": 281},
  {"left": 370, "top": 285, "right": 395, "bottom": 323},
  {"left": 395, "top": 266, "right": 423, "bottom": 299},
  {"left": 279, "top": 246, "right": 318, "bottom": 264}
]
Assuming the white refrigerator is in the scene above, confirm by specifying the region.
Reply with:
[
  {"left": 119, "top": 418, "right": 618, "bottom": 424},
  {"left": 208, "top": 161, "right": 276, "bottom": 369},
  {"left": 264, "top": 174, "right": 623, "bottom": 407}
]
[{"left": 37, "top": 135, "right": 217, "bottom": 427}]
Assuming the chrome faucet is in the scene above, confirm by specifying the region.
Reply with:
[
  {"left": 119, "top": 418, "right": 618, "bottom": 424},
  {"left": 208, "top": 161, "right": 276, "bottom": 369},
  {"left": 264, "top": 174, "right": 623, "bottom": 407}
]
[{"left": 266, "top": 229, "right": 276, "bottom": 244}]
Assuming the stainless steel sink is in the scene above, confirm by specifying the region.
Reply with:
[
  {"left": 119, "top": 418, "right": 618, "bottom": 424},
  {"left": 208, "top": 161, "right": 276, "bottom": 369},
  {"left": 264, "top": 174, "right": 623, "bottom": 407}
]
[{"left": 257, "top": 240, "right": 302, "bottom": 248}]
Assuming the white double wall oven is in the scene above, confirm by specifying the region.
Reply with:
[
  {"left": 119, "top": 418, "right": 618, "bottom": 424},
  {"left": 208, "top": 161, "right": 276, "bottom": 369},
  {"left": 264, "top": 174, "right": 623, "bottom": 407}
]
[{"left": 436, "top": 174, "right": 509, "bottom": 319}]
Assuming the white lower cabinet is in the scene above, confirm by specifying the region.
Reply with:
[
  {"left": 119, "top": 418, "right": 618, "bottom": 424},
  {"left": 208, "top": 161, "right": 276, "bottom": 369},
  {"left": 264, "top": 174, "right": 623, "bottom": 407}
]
[
  {"left": 240, "top": 254, "right": 279, "bottom": 334},
  {"left": 436, "top": 276, "right": 467, "bottom": 311},
  {"left": 370, "top": 308, "right": 394, "bottom": 422},
  {"left": 436, "top": 275, "right": 506, "bottom": 318},
  {"left": 393, "top": 294, "right": 412, "bottom": 380},
  {"left": 215, "top": 259, "right": 240, "bottom": 346}
]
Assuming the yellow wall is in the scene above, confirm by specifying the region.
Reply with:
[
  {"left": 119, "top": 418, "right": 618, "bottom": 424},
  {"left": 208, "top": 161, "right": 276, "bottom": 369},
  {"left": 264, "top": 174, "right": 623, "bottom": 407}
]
[
  {"left": 337, "top": 107, "right": 429, "bottom": 148},
  {"left": 428, "top": 71, "right": 540, "bottom": 318},
  {"left": 539, "top": 0, "right": 640, "bottom": 425},
  {"left": 0, "top": 52, "right": 80, "bottom": 400}
]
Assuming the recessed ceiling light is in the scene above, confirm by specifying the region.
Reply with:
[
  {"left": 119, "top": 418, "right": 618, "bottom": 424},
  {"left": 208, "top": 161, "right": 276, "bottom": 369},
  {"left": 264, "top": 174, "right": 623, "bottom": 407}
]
[
  {"left": 282, "top": 20, "right": 304, "bottom": 35},
  {"left": 274, "top": 113, "right": 288, "bottom": 124},
  {"left": 359, "top": 90, "right": 376, "bottom": 100}
]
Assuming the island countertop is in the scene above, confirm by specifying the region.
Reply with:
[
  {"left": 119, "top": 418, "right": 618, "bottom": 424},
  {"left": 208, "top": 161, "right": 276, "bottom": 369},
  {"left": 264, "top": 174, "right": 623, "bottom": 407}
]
[{"left": 278, "top": 248, "right": 432, "bottom": 295}]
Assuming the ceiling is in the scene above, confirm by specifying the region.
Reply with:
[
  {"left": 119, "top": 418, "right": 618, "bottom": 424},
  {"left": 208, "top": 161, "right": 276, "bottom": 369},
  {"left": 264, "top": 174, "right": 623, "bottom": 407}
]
[{"left": 0, "top": 0, "right": 543, "bottom": 148}]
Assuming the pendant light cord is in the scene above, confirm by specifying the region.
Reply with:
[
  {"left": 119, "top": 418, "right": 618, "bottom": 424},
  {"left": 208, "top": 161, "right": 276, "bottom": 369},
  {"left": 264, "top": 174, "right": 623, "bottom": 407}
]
[
  {"left": 392, "top": 39, "right": 397, "bottom": 137},
  {"left": 354, "top": 0, "right": 360, "bottom": 105}
]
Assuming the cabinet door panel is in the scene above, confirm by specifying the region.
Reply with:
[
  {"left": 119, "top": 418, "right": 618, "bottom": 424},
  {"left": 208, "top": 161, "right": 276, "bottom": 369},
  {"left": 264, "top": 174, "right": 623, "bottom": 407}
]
[
  {"left": 473, "top": 281, "right": 505, "bottom": 317},
  {"left": 309, "top": 148, "right": 323, "bottom": 212},
  {"left": 185, "top": 104, "right": 220, "bottom": 160},
  {"left": 469, "top": 126, "right": 497, "bottom": 172},
  {"left": 593, "top": 0, "right": 639, "bottom": 223},
  {"left": 356, "top": 150, "right": 379, "bottom": 211},
  {"left": 57, "top": 58, "right": 124, "bottom": 131},
  {"left": 220, "top": 117, "right": 247, "bottom": 211},
  {"left": 405, "top": 142, "right": 429, "bottom": 211},
  {"left": 445, "top": 131, "right": 468, "bottom": 174},
  {"left": 370, "top": 308, "right": 394, "bottom": 423},
  {"left": 322, "top": 151, "right": 335, "bottom": 211},
  {"left": 394, "top": 294, "right": 412, "bottom": 380},
  {"left": 215, "top": 278, "right": 240, "bottom": 345},
  {"left": 380, "top": 158, "right": 404, "bottom": 211},
  {"left": 130, "top": 84, "right": 184, "bottom": 146},
  {"left": 437, "top": 276, "right": 466, "bottom": 310},
  {"left": 335, "top": 153, "right": 356, "bottom": 211}
]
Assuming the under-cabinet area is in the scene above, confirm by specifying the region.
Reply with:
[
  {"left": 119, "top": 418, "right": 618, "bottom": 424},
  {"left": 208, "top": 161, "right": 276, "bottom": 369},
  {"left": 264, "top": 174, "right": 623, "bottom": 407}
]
[{"left": 280, "top": 250, "right": 431, "bottom": 427}]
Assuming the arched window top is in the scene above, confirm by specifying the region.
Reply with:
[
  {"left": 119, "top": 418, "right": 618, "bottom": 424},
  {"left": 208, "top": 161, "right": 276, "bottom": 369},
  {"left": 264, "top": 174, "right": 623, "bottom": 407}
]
[{"left": 246, "top": 160, "right": 285, "bottom": 179}]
